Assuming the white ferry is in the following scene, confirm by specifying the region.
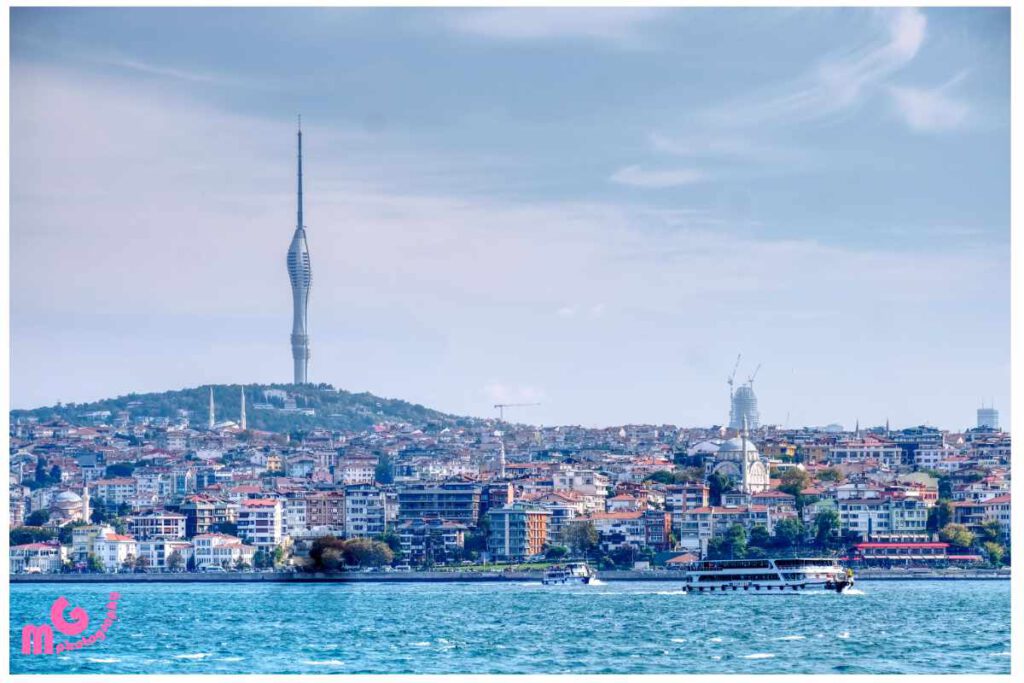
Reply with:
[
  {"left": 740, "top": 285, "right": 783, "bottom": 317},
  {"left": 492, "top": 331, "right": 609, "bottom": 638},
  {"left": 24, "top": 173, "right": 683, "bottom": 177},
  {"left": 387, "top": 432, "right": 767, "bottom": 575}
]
[
  {"left": 680, "top": 557, "right": 854, "bottom": 593},
  {"left": 542, "top": 562, "right": 596, "bottom": 585}
]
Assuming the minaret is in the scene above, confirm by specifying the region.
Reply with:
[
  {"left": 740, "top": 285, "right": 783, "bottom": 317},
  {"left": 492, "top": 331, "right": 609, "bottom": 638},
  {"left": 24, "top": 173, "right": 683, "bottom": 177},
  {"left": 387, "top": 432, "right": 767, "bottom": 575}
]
[
  {"left": 240, "top": 386, "right": 247, "bottom": 431},
  {"left": 497, "top": 439, "right": 507, "bottom": 479},
  {"left": 208, "top": 386, "right": 215, "bottom": 430},
  {"left": 81, "top": 485, "right": 91, "bottom": 524},
  {"left": 741, "top": 416, "right": 749, "bottom": 494},
  {"left": 287, "top": 116, "right": 312, "bottom": 384}
]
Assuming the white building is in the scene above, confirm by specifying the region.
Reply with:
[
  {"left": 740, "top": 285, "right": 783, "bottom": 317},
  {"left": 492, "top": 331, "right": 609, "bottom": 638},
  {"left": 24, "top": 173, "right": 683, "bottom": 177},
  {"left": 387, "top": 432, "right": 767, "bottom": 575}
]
[
  {"left": 93, "top": 531, "right": 138, "bottom": 572},
  {"left": 136, "top": 539, "right": 193, "bottom": 570},
  {"left": 129, "top": 510, "right": 186, "bottom": 540},
  {"left": 192, "top": 533, "right": 256, "bottom": 569},
  {"left": 236, "top": 499, "right": 283, "bottom": 549},
  {"left": 344, "top": 485, "right": 389, "bottom": 538},
  {"left": 837, "top": 498, "right": 928, "bottom": 542},
  {"left": 11, "top": 542, "right": 64, "bottom": 574}
]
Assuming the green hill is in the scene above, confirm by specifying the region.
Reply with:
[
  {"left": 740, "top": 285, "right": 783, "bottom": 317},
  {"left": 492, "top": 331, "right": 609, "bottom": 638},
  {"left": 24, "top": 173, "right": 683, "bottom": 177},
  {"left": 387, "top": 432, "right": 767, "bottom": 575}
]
[{"left": 11, "top": 383, "right": 479, "bottom": 433}]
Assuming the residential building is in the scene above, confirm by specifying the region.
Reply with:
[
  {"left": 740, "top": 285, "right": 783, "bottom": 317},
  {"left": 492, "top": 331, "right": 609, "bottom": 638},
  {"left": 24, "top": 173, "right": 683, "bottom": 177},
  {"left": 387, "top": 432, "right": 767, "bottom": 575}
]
[{"left": 486, "top": 502, "right": 550, "bottom": 561}]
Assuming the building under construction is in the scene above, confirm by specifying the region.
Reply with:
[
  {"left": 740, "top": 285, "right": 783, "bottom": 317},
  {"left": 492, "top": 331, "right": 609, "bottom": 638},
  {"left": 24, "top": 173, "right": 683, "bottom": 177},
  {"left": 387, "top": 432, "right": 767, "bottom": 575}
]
[{"left": 726, "top": 354, "right": 760, "bottom": 430}]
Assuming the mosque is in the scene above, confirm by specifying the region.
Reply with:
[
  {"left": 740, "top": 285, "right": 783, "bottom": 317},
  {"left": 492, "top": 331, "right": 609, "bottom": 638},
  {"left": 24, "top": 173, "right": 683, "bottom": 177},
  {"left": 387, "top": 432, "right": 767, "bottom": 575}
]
[{"left": 697, "top": 427, "right": 770, "bottom": 494}]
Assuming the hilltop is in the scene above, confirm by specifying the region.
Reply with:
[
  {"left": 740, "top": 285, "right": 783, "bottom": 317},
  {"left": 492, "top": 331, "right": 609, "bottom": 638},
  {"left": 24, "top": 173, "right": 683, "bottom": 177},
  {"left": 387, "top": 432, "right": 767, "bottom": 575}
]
[{"left": 10, "top": 383, "right": 480, "bottom": 433}]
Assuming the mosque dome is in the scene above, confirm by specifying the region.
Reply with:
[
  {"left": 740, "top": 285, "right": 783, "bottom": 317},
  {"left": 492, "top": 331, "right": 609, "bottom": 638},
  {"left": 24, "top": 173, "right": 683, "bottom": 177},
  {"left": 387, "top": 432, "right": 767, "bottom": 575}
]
[
  {"left": 717, "top": 437, "right": 759, "bottom": 457},
  {"left": 53, "top": 491, "right": 82, "bottom": 507}
]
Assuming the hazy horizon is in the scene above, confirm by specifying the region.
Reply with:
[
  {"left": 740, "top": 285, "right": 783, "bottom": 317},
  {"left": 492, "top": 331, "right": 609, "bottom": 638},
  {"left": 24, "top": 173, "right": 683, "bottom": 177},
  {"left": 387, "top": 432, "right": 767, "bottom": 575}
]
[{"left": 10, "top": 7, "right": 1010, "bottom": 429}]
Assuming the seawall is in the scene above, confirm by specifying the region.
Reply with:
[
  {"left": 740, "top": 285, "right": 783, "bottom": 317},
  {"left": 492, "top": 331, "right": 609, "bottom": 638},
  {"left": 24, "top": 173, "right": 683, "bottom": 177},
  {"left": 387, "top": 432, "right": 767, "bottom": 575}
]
[{"left": 9, "top": 569, "right": 1010, "bottom": 584}]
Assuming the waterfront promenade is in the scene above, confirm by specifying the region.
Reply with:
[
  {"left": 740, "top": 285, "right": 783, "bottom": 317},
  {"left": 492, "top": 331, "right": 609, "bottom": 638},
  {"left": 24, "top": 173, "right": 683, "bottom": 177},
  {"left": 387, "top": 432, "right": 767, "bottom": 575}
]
[{"left": 10, "top": 567, "right": 1010, "bottom": 583}]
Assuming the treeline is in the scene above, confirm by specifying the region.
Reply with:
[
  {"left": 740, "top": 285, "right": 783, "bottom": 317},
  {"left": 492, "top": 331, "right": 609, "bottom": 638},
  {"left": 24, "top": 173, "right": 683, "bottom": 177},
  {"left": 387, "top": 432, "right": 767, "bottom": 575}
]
[{"left": 12, "top": 383, "right": 476, "bottom": 432}]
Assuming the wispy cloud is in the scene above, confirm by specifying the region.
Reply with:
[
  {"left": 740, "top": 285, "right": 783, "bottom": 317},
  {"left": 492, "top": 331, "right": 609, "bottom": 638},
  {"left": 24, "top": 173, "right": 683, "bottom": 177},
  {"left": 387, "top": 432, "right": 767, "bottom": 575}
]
[
  {"left": 706, "top": 8, "right": 927, "bottom": 127},
  {"left": 610, "top": 165, "right": 705, "bottom": 188},
  {"left": 889, "top": 72, "right": 971, "bottom": 133},
  {"left": 441, "top": 8, "right": 666, "bottom": 49}
]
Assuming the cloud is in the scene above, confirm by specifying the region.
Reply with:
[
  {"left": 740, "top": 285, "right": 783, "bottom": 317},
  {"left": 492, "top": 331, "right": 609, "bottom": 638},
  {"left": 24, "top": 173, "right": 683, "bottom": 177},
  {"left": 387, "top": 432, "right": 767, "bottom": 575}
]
[
  {"left": 889, "top": 73, "right": 970, "bottom": 133},
  {"left": 609, "top": 165, "right": 705, "bottom": 188},
  {"left": 441, "top": 8, "right": 666, "bottom": 48},
  {"left": 706, "top": 8, "right": 927, "bottom": 127}
]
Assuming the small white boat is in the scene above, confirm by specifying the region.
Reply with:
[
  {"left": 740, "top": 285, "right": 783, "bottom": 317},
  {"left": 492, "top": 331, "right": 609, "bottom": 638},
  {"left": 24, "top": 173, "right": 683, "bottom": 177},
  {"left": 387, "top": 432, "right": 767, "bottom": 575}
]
[
  {"left": 680, "top": 557, "right": 854, "bottom": 594},
  {"left": 542, "top": 562, "right": 596, "bottom": 585}
]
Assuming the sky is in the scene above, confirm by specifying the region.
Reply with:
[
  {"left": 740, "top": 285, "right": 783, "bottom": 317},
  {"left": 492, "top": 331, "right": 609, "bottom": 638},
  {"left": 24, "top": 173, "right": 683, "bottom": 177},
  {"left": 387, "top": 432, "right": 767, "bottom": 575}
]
[{"left": 9, "top": 7, "right": 1011, "bottom": 430}]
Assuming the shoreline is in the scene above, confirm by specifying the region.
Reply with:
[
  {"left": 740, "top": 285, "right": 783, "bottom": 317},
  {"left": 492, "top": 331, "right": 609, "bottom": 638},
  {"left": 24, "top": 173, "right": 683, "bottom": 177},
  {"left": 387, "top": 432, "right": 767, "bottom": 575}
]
[{"left": 10, "top": 568, "right": 1010, "bottom": 584}]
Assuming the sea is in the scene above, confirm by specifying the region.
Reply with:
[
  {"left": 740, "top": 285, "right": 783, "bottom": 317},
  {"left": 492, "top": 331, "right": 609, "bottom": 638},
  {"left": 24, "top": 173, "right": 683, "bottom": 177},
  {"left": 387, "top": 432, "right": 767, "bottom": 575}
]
[{"left": 9, "top": 579, "right": 1011, "bottom": 674}]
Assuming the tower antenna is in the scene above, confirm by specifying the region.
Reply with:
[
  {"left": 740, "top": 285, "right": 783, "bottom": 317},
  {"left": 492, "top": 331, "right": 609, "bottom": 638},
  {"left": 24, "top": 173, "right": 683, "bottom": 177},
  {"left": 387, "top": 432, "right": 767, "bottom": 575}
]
[{"left": 297, "top": 115, "right": 304, "bottom": 231}]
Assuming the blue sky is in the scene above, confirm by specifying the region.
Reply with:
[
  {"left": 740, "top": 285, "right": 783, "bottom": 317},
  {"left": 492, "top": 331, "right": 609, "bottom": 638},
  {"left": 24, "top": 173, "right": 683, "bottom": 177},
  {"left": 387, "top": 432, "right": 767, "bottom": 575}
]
[{"left": 9, "top": 7, "right": 1010, "bottom": 429}]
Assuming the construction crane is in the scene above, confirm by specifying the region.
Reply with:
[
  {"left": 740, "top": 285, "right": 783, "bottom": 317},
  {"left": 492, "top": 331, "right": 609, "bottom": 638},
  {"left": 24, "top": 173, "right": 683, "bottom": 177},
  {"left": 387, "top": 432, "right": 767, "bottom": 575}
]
[
  {"left": 727, "top": 354, "right": 742, "bottom": 399},
  {"left": 747, "top": 363, "right": 762, "bottom": 388},
  {"left": 493, "top": 403, "right": 540, "bottom": 421}
]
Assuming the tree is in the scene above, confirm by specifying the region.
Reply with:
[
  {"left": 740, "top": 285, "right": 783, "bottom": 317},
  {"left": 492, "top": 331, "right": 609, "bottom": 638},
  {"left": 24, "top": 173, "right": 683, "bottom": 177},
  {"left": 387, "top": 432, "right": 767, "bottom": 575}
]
[
  {"left": 561, "top": 521, "right": 599, "bottom": 558},
  {"left": 122, "top": 555, "right": 136, "bottom": 572},
  {"left": 58, "top": 521, "right": 89, "bottom": 546},
  {"left": 273, "top": 545, "right": 286, "bottom": 568},
  {"left": 644, "top": 470, "right": 675, "bottom": 485},
  {"left": 105, "top": 462, "right": 136, "bottom": 478},
  {"left": 343, "top": 538, "right": 394, "bottom": 568},
  {"left": 706, "top": 536, "right": 728, "bottom": 559},
  {"left": 983, "top": 542, "right": 1005, "bottom": 567},
  {"left": 773, "top": 518, "right": 805, "bottom": 549},
  {"left": 724, "top": 523, "right": 747, "bottom": 559},
  {"left": 25, "top": 509, "right": 50, "bottom": 526},
  {"left": 90, "top": 498, "right": 110, "bottom": 524},
  {"left": 10, "top": 526, "right": 56, "bottom": 546},
  {"left": 252, "top": 548, "right": 272, "bottom": 569},
  {"left": 374, "top": 454, "right": 394, "bottom": 485},
  {"left": 135, "top": 555, "right": 151, "bottom": 573},
  {"left": 310, "top": 535, "right": 348, "bottom": 571},
  {"left": 209, "top": 522, "right": 239, "bottom": 537},
  {"left": 748, "top": 524, "right": 772, "bottom": 550},
  {"left": 813, "top": 510, "right": 840, "bottom": 549},
  {"left": 980, "top": 520, "right": 1003, "bottom": 544},
  {"left": 609, "top": 545, "right": 637, "bottom": 568},
  {"left": 928, "top": 500, "right": 953, "bottom": 534},
  {"left": 376, "top": 531, "right": 402, "bottom": 554},
  {"left": 234, "top": 557, "right": 251, "bottom": 571},
  {"left": 545, "top": 545, "right": 569, "bottom": 560},
  {"left": 167, "top": 550, "right": 184, "bottom": 572},
  {"left": 939, "top": 523, "right": 975, "bottom": 550},
  {"left": 777, "top": 469, "right": 810, "bottom": 497},
  {"left": 87, "top": 553, "right": 105, "bottom": 573},
  {"left": 817, "top": 467, "right": 845, "bottom": 483},
  {"left": 707, "top": 472, "right": 734, "bottom": 506},
  {"left": 49, "top": 465, "right": 63, "bottom": 483}
]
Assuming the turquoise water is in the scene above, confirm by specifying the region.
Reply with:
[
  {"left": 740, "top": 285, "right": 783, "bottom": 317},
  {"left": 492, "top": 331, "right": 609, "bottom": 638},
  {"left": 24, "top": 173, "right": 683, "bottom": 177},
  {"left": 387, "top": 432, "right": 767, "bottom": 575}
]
[{"left": 9, "top": 580, "right": 1010, "bottom": 674}]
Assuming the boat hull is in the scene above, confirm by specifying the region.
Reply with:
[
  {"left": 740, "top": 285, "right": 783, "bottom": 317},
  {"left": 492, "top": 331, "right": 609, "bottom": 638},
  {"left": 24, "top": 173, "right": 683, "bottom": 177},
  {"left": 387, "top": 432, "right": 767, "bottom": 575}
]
[
  {"left": 682, "top": 578, "right": 854, "bottom": 594},
  {"left": 542, "top": 576, "right": 592, "bottom": 586}
]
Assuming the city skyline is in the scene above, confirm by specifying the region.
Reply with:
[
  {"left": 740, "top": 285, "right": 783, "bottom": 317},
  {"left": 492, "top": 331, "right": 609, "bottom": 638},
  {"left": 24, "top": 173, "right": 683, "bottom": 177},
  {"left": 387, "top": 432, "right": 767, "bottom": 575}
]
[{"left": 9, "top": 7, "right": 1010, "bottom": 428}]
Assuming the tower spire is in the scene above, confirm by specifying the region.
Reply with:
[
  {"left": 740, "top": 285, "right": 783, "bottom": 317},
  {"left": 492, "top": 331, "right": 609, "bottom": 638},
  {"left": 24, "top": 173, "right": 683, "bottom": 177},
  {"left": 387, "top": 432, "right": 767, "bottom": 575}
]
[{"left": 297, "top": 115, "right": 303, "bottom": 232}]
